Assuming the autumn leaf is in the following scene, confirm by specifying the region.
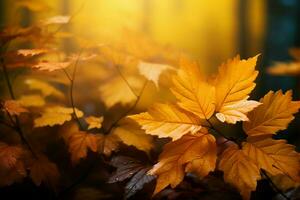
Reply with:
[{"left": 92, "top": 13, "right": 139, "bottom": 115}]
[
  {"left": 112, "top": 119, "right": 153, "bottom": 153},
  {"left": 243, "top": 137, "right": 300, "bottom": 181},
  {"left": 243, "top": 90, "right": 300, "bottom": 136},
  {"left": 2, "top": 100, "right": 28, "bottom": 116},
  {"left": 215, "top": 55, "right": 261, "bottom": 124},
  {"left": 25, "top": 79, "right": 64, "bottom": 98},
  {"left": 108, "top": 156, "right": 155, "bottom": 199},
  {"left": 149, "top": 129, "right": 216, "bottom": 195},
  {"left": 17, "top": 49, "right": 48, "bottom": 57},
  {"left": 97, "top": 133, "right": 120, "bottom": 156},
  {"left": 138, "top": 61, "right": 174, "bottom": 88},
  {"left": 267, "top": 62, "right": 300, "bottom": 76},
  {"left": 67, "top": 131, "right": 99, "bottom": 164},
  {"left": 17, "top": 94, "right": 45, "bottom": 107},
  {"left": 218, "top": 144, "right": 260, "bottom": 200},
  {"left": 129, "top": 103, "right": 202, "bottom": 140},
  {"left": 0, "top": 143, "right": 26, "bottom": 186},
  {"left": 34, "top": 106, "right": 83, "bottom": 127},
  {"left": 171, "top": 57, "right": 215, "bottom": 119},
  {"left": 42, "top": 15, "right": 70, "bottom": 25},
  {"left": 99, "top": 76, "right": 143, "bottom": 108},
  {"left": 0, "top": 142, "right": 24, "bottom": 169},
  {"left": 29, "top": 154, "right": 60, "bottom": 188},
  {"left": 85, "top": 116, "right": 103, "bottom": 130},
  {"left": 32, "top": 61, "right": 71, "bottom": 72}
]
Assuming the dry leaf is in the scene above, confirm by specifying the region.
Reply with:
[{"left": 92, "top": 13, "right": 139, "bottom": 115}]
[{"left": 17, "top": 49, "right": 48, "bottom": 57}]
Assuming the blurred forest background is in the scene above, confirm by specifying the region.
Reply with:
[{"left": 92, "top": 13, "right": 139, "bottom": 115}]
[{"left": 0, "top": 0, "right": 300, "bottom": 199}]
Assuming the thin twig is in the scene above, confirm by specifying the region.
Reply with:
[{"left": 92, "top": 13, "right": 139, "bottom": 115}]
[
  {"left": 1, "top": 58, "right": 37, "bottom": 157},
  {"left": 105, "top": 80, "right": 148, "bottom": 134},
  {"left": 114, "top": 64, "right": 138, "bottom": 97},
  {"left": 261, "top": 170, "right": 290, "bottom": 200},
  {"left": 68, "top": 49, "right": 84, "bottom": 130}
]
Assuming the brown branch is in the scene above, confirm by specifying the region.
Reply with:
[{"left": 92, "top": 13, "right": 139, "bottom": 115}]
[{"left": 1, "top": 58, "right": 37, "bottom": 158}]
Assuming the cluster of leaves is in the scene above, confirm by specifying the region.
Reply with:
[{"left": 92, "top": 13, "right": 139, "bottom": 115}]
[{"left": 0, "top": 2, "right": 299, "bottom": 200}]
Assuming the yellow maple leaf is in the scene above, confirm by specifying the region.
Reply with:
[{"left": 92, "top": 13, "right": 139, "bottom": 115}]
[
  {"left": 29, "top": 154, "right": 60, "bottom": 188},
  {"left": 2, "top": 100, "right": 28, "bottom": 116},
  {"left": 129, "top": 103, "right": 202, "bottom": 140},
  {"left": 34, "top": 106, "right": 83, "bottom": 127},
  {"left": 149, "top": 129, "right": 216, "bottom": 195},
  {"left": 172, "top": 57, "right": 215, "bottom": 119},
  {"left": 68, "top": 131, "right": 99, "bottom": 164},
  {"left": 85, "top": 116, "right": 103, "bottom": 130},
  {"left": 215, "top": 55, "right": 261, "bottom": 124},
  {"left": 17, "top": 94, "right": 45, "bottom": 107},
  {"left": 243, "top": 90, "right": 300, "bottom": 136},
  {"left": 218, "top": 144, "right": 260, "bottom": 200},
  {"left": 112, "top": 119, "right": 153, "bottom": 153},
  {"left": 243, "top": 137, "right": 300, "bottom": 181},
  {"left": 25, "top": 79, "right": 64, "bottom": 98},
  {"left": 138, "top": 61, "right": 174, "bottom": 88}
]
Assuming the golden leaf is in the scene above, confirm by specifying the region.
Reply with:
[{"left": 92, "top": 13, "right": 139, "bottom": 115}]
[
  {"left": 267, "top": 62, "right": 300, "bottom": 76},
  {"left": 149, "top": 129, "right": 216, "bottom": 195},
  {"left": 99, "top": 76, "right": 142, "bottom": 108},
  {"left": 218, "top": 144, "right": 260, "bottom": 200},
  {"left": 2, "top": 100, "right": 28, "bottom": 116},
  {"left": 129, "top": 103, "right": 202, "bottom": 140},
  {"left": 25, "top": 79, "right": 64, "bottom": 98},
  {"left": 112, "top": 119, "right": 153, "bottom": 153},
  {"left": 138, "top": 61, "right": 174, "bottom": 88},
  {"left": 243, "top": 90, "right": 300, "bottom": 136},
  {"left": 85, "top": 116, "right": 103, "bottom": 130},
  {"left": 32, "top": 61, "right": 71, "bottom": 72},
  {"left": 68, "top": 131, "right": 99, "bottom": 164},
  {"left": 172, "top": 57, "right": 215, "bottom": 119},
  {"left": 34, "top": 106, "right": 83, "bottom": 127},
  {"left": 17, "top": 49, "right": 48, "bottom": 57},
  {"left": 17, "top": 94, "right": 45, "bottom": 107},
  {"left": 243, "top": 137, "right": 300, "bottom": 181},
  {"left": 215, "top": 55, "right": 260, "bottom": 124},
  {"left": 42, "top": 15, "right": 70, "bottom": 25}
]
